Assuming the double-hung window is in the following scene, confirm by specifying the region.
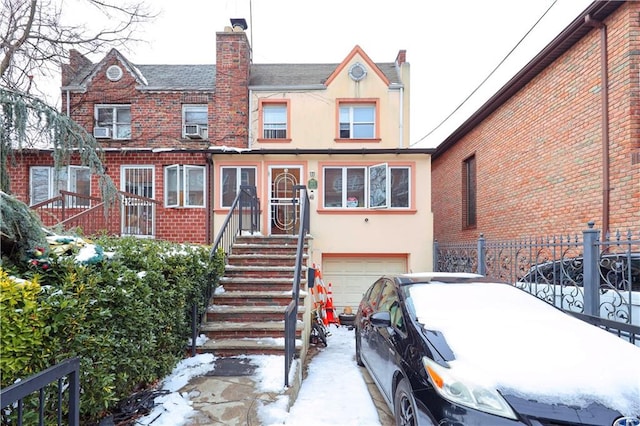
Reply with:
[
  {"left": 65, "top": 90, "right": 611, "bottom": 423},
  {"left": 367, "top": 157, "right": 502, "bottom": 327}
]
[
  {"left": 164, "top": 165, "right": 206, "bottom": 208},
  {"left": 95, "top": 104, "right": 131, "bottom": 139},
  {"left": 183, "top": 105, "right": 208, "bottom": 139},
  {"left": 30, "top": 166, "right": 91, "bottom": 207},
  {"left": 259, "top": 100, "right": 289, "bottom": 140},
  {"left": 221, "top": 166, "right": 256, "bottom": 207},
  {"left": 323, "top": 164, "right": 410, "bottom": 209},
  {"left": 339, "top": 102, "right": 376, "bottom": 139}
]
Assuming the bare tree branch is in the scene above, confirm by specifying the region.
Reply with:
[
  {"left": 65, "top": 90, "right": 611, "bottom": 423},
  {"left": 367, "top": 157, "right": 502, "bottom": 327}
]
[{"left": 1, "top": 0, "right": 156, "bottom": 97}]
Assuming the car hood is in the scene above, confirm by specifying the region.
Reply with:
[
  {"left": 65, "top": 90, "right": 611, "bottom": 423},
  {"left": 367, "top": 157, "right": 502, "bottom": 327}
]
[{"left": 503, "top": 394, "right": 624, "bottom": 426}]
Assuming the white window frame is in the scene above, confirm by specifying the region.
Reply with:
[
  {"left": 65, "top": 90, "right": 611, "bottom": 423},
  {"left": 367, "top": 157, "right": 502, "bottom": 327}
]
[
  {"left": 339, "top": 104, "right": 375, "bottom": 139},
  {"left": 29, "top": 165, "right": 91, "bottom": 207},
  {"left": 262, "top": 104, "right": 287, "bottom": 139},
  {"left": 220, "top": 166, "right": 257, "bottom": 208},
  {"left": 164, "top": 164, "right": 206, "bottom": 208},
  {"left": 322, "top": 164, "right": 410, "bottom": 209},
  {"left": 95, "top": 104, "right": 131, "bottom": 140},
  {"left": 182, "top": 104, "right": 208, "bottom": 139}
]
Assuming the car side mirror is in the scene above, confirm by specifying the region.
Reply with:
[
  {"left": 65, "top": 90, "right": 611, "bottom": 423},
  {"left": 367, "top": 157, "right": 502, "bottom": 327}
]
[{"left": 371, "top": 311, "right": 391, "bottom": 328}]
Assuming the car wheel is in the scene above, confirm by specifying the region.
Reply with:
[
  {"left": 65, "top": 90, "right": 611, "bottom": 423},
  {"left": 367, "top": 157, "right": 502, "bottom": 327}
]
[
  {"left": 355, "top": 328, "right": 364, "bottom": 366},
  {"left": 394, "top": 378, "right": 417, "bottom": 426}
]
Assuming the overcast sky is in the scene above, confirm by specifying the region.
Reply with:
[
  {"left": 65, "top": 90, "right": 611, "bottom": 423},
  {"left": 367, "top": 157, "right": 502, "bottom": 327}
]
[{"left": 60, "top": 0, "right": 595, "bottom": 149}]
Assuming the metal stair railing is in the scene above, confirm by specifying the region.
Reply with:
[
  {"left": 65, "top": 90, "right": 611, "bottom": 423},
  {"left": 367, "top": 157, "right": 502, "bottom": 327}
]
[
  {"left": 189, "top": 185, "right": 260, "bottom": 356},
  {"left": 284, "top": 185, "right": 310, "bottom": 387}
]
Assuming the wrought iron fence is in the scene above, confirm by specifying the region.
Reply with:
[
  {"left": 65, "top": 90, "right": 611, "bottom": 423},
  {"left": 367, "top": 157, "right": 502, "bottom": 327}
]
[
  {"left": 0, "top": 357, "right": 80, "bottom": 426},
  {"left": 434, "top": 222, "right": 640, "bottom": 342}
]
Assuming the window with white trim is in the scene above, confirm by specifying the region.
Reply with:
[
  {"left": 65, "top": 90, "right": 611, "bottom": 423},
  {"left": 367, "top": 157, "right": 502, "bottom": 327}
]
[
  {"left": 95, "top": 104, "right": 131, "bottom": 139},
  {"left": 339, "top": 104, "right": 375, "bottom": 139},
  {"left": 323, "top": 164, "right": 410, "bottom": 209},
  {"left": 164, "top": 165, "right": 206, "bottom": 208},
  {"left": 30, "top": 166, "right": 91, "bottom": 206},
  {"left": 262, "top": 104, "right": 287, "bottom": 139},
  {"left": 221, "top": 166, "right": 256, "bottom": 207},
  {"left": 183, "top": 105, "right": 208, "bottom": 139}
]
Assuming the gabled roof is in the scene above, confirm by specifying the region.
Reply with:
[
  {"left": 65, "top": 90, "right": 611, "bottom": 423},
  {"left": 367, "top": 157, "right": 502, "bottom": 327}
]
[
  {"left": 63, "top": 48, "right": 401, "bottom": 92},
  {"left": 432, "top": 0, "right": 623, "bottom": 159},
  {"left": 249, "top": 62, "right": 400, "bottom": 88}
]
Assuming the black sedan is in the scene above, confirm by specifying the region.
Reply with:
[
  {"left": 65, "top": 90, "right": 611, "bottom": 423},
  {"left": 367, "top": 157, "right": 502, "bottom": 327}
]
[{"left": 354, "top": 272, "right": 640, "bottom": 426}]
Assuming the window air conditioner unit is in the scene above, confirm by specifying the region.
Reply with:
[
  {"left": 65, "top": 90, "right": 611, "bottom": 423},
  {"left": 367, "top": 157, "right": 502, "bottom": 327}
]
[
  {"left": 93, "top": 127, "right": 111, "bottom": 138},
  {"left": 184, "top": 124, "right": 203, "bottom": 139}
]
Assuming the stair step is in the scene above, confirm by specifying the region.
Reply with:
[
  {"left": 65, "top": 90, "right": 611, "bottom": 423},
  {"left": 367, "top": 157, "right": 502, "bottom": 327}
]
[
  {"left": 206, "top": 305, "right": 306, "bottom": 322},
  {"left": 200, "top": 320, "right": 304, "bottom": 339},
  {"left": 227, "top": 253, "right": 308, "bottom": 267},
  {"left": 197, "top": 337, "right": 303, "bottom": 356},
  {"left": 214, "top": 290, "right": 305, "bottom": 306}
]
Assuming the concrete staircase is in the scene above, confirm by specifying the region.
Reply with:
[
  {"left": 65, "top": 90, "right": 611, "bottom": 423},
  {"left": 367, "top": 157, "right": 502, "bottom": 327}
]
[{"left": 197, "top": 234, "right": 310, "bottom": 357}]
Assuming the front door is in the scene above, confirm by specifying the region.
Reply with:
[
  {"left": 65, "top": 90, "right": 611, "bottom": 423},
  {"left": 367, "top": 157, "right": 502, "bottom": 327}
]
[{"left": 269, "top": 166, "right": 302, "bottom": 235}]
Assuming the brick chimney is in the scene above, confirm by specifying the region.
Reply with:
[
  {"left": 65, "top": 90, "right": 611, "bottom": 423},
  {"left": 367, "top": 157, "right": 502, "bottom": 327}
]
[
  {"left": 213, "top": 19, "right": 251, "bottom": 148},
  {"left": 395, "top": 50, "right": 407, "bottom": 66},
  {"left": 61, "top": 50, "right": 92, "bottom": 86}
]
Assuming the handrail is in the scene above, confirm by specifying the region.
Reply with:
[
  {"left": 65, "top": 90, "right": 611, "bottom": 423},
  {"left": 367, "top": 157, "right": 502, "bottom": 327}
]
[
  {"left": 284, "top": 185, "right": 310, "bottom": 387},
  {"left": 190, "top": 186, "right": 260, "bottom": 356},
  {"left": 0, "top": 357, "right": 80, "bottom": 425},
  {"left": 210, "top": 185, "right": 260, "bottom": 259}
]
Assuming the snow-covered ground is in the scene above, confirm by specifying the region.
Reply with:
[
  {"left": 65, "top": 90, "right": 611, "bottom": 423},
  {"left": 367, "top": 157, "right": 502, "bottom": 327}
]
[{"left": 136, "top": 326, "right": 381, "bottom": 426}]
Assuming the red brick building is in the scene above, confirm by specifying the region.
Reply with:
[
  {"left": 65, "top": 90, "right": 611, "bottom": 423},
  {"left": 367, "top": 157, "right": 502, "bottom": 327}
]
[{"left": 431, "top": 1, "right": 639, "bottom": 243}]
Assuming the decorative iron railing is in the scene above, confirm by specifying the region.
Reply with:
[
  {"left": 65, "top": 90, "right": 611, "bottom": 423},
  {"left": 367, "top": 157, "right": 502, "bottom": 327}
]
[
  {"left": 0, "top": 357, "right": 80, "bottom": 426},
  {"left": 435, "top": 222, "right": 640, "bottom": 343}
]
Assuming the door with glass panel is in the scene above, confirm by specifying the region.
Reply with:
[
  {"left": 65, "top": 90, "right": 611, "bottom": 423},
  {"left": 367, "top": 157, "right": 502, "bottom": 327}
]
[
  {"left": 121, "top": 166, "right": 154, "bottom": 237},
  {"left": 269, "top": 166, "right": 302, "bottom": 235}
]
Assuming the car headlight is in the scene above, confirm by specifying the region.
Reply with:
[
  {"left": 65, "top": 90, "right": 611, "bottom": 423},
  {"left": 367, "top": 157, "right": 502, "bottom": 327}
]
[{"left": 423, "top": 356, "right": 518, "bottom": 420}]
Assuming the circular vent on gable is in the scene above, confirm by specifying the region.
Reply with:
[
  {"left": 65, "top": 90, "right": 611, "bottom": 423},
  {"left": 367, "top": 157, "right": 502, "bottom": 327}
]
[
  {"left": 106, "top": 65, "right": 123, "bottom": 81},
  {"left": 348, "top": 63, "right": 367, "bottom": 82}
]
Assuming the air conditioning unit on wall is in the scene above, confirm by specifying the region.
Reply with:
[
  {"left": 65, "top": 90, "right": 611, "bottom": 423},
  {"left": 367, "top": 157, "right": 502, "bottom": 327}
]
[
  {"left": 184, "top": 124, "right": 203, "bottom": 139},
  {"left": 93, "top": 127, "right": 111, "bottom": 138}
]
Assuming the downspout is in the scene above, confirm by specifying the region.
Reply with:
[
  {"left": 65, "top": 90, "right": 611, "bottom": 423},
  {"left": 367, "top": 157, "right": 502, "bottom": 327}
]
[
  {"left": 585, "top": 15, "right": 610, "bottom": 234},
  {"left": 248, "top": 89, "right": 253, "bottom": 149},
  {"left": 399, "top": 85, "right": 404, "bottom": 148}
]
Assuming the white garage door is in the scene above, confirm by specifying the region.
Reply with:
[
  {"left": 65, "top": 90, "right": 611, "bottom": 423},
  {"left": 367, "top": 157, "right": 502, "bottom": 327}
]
[{"left": 321, "top": 256, "right": 407, "bottom": 314}]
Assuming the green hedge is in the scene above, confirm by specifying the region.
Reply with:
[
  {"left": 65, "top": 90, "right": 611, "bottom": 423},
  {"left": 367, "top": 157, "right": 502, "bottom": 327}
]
[{"left": 0, "top": 236, "right": 225, "bottom": 424}]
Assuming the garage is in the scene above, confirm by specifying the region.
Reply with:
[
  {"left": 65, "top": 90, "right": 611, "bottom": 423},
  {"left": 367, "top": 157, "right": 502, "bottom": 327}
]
[{"left": 321, "top": 255, "right": 407, "bottom": 314}]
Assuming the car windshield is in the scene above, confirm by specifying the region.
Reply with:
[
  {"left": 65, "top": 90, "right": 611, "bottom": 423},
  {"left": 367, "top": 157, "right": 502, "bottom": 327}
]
[{"left": 406, "top": 282, "right": 640, "bottom": 417}]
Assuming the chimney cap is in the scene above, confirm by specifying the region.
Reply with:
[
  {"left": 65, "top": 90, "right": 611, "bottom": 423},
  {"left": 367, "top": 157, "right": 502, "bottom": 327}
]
[{"left": 230, "top": 18, "right": 248, "bottom": 31}]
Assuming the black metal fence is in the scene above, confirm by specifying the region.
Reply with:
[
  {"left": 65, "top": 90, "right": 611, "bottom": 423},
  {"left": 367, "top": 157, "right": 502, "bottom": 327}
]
[
  {"left": 434, "top": 222, "right": 640, "bottom": 343},
  {"left": 0, "top": 357, "right": 80, "bottom": 426}
]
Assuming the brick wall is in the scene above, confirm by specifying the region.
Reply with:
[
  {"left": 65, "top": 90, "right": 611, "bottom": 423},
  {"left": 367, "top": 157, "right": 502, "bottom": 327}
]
[
  {"left": 8, "top": 151, "right": 210, "bottom": 244},
  {"left": 432, "top": 3, "right": 640, "bottom": 243}
]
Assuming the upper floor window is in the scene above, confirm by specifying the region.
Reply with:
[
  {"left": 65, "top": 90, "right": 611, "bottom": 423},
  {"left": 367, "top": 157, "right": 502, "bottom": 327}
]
[
  {"left": 30, "top": 166, "right": 91, "bottom": 207},
  {"left": 183, "top": 105, "right": 208, "bottom": 139},
  {"left": 164, "top": 165, "right": 205, "bottom": 208},
  {"left": 339, "top": 102, "right": 376, "bottom": 139},
  {"left": 323, "top": 163, "right": 410, "bottom": 209},
  {"left": 221, "top": 166, "right": 257, "bottom": 207},
  {"left": 259, "top": 100, "right": 290, "bottom": 141},
  {"left": 462, "top": 154, "right": 477, "bottom": 228},
  {"left": 94, "top": 105, "right": 131, "bottom": 139}
]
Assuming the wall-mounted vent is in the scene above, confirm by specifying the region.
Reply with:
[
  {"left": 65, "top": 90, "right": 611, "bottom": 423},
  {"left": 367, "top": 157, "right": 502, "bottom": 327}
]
[
  {"left": 632, "top": 151, "right": 640, "bottom": 165},
  {"left": 349, "top": 63, "right": 367, "bottom": 82},
  {"left": 94, "top": 127, "right": 111, "bottom": 138},
  {"left": 106, "top": 65, "right": 123, "bottom": 82}
]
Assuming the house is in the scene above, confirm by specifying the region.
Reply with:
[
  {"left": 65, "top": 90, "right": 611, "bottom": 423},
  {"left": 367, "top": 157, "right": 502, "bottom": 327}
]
[
  {"left": 430, "top": 0, "right": 639, "bottom": 244},
  {"left": 6, "top": 19, "right": 435, "bottom": 312}
]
